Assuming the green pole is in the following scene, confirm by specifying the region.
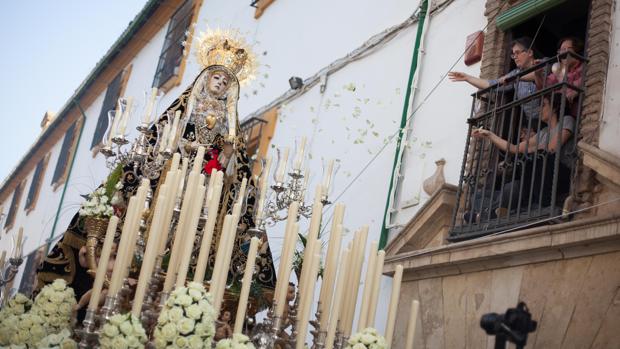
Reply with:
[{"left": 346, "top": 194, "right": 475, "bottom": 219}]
[
  {"left": 47, "top": 100, "right": 87, "bottom": 251},
  {"left": 379, "top": 0, "right": 429, "bottom": 249}
]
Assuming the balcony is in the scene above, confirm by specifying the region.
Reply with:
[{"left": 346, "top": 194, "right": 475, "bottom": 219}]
[{"left": 449, "top": 52, "right": 587, "bottom": 241}]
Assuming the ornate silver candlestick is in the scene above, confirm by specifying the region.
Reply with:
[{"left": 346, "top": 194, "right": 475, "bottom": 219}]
[
  {"left": 0, "top": 256, "right": 24, "bottom": 306},
  {"left": 310, "top": 302, "right": 326, "bottom": 349}
]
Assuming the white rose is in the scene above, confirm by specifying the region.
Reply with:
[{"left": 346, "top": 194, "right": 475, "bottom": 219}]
[
  {"left": 103, "top": 323, "right": 119, "bottom": 337},
  {"left": 126, "top": 335, "right": 141, "bottom": 348},
  {"left": 154, "top": 336, "right": 167, "bottom": 349},
  {"left": 178, "top": 318, "right": 196, "bottom": 335},
  {"left": 110, "top": 314, "right": 125, "bottom": 326},
  {"left": 120, "top": 320, "right": 134, "bottom": 336},
  {"left": 360, "top": 333, "right": 375, "bottom": 345},
  {"left": 188, "top": 288, "right": 203, "bottom": 301},
  {"left": 112, "top": 336, "right": 129, "bottom": 349},
  {"left": 175, "top": 336, "right": 189, "bottom": 348},
  {"left": 351, "top": 344, "right": 366, "bottom": 349},
  {"left": 52, "top": 279, "right": 67, "bottom": 291},
  {"left": 60, "top": 338, "right": 78, "bottom": 349},
  {"left": 158, "top": 309, "right": 169, "bottom": 325},
  {"left": 161, "top": 323, "right": 178, "bottom": 341},
  {"left": 188, "top": 335, "right": 204, "bottom": 349},
  {"left": 168, "top": 307, "right": 184, "bottom": 322},
  {"left": 186, "top": 304, "right": 203, "bottom": 319},
  {"left": 216, "top": 338, "right": 232, "bottom": 349},
  {"left": 176, "top": 294, "right": 193, "bottom": 307}
]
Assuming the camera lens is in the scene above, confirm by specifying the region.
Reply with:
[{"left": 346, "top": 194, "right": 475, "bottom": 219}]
[{"left": 480, "top": 313, "right": 502, "bottom": 335}]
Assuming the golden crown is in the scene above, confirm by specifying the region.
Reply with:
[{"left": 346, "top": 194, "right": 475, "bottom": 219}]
[{"left": 195, "top": 28, "right": 258, "bottom": 85}]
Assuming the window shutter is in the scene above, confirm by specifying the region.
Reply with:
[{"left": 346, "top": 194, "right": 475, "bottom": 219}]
[
  {"left": 25, "top": 157, "right": 46, "bottom": 210},
  {"left": 153, "top": 0, "right": 194, "bottom": 88},
  {"left": 4, "top": 183, "right": 23, "bottom": 228},
  {"left": 52, "top": 123, "right": 77, "bottom": 184},
  {"left": 91, "top": 71, "right": 124, "bottom": 149}
]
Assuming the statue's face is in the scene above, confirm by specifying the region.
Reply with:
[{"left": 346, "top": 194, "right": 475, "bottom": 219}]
[
  {"left": 222, "top": 310, "right": 231, "bottom": 321},
  {"left": 208, "top": 71, "right": 230, "bottom": 96}
]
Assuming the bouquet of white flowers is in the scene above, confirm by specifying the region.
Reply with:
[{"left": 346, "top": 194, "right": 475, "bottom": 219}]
[
  {"left": 36, "top": 328, "right": 77, "bottom": 349},
  {"left": 100, "top": 313, "right": 147, "bottom": 349},
  {"left": 79, "top": 186, "right": 115, "bottom": 218},
  {"left": 215, "top": 333, "right": 256, "bottom": 349},
  {"left": 0, "top": 312, "right": 47, "bottom": 347},
  {"left": 345, "top": 328, "right": 387, "bottom": 349},
  {"left": 33, "top": 279, "right": 76, "bottom": 334},
  {"left": 154, "top": 282, "right": 216, "bottom": 349}
]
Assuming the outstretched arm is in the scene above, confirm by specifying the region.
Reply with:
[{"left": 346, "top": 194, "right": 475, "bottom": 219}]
[
  {"left": 472, "top": 128, "right": 537, "bottom": 154},
  {"left": 448, "top": 71, "right": 491, "bottom": 89}
]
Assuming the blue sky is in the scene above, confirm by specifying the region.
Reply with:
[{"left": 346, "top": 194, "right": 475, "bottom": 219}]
[{"left": 0, "top": 1, "right": 148, "bottom": 182}]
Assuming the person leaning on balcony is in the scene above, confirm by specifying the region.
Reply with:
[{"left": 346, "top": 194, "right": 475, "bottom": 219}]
[
  {"left": 534, "top": 37, "right": 584, "bottom": 116},
  {"left": 470, "top": 93, "right": 575, "bottom": 217},
  {"left": 449, "top": 37, "right": 540, "bottom": 123}
]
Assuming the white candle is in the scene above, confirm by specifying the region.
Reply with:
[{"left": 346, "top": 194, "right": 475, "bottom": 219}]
[
  {"left": 176, "top": 175, "right": 207, "bottom": 287},
  {"left": 274, "top": 202, "right": 300, "bottom": 319},
  {"left": 143, "top": 87, "right": 158, "bottom": 124},
  {"left": 163, "top": 172, "right": 198, "bottom": 292},
  {"left": 160, "top": 123, "right": 171, "bottom": 150},
  {"left": 343, "top": 226, "right": 368, "bottom": 335},
  {"left": 108, "top": 107, "right": 121, "bottom": 142},
  {"left": 14, "top": 227, "right": 23, "bottom": 258},
  {"left": 166, "top": 111, "right": 181, "bottom": 150},
  {"left": 109, "top": 197, "right": 137, "bottom": 296},
  {"left": 192, "top": 146, "right": 206, "bottom": 173},
  {"left": 88, "top": 216, "right": 119, "bottom": 311},
  {"left": 274, "top": 147, "right": 290, "bottom": 183},
  {"left": 118, "top": 97, "right": 134, "bottom": 136},
  {"left": 0, "top": 250, "right": 6, "bottom": 272},
  {"left": 385, "top": 264, "right": 403, "bottom": 346},
  {"left": 405, "top": 300, "right": 420, "bottom": 349},
  {"left": 318, "top": 203, "right": 345, "bottom": 318},
  {"left": 255, "top": 156, "right": 272, "bottom": 222},
  {"left": 297, "top": 189, "right": 324, "bottom": 300},
  {"left": 210, "top": 214, "right": 232, "bottom": 300},
  {"left": 367, "top": 250, "right": 386, "bottom": 327},
  {"left": 234, "top": 237, "right": 259, "bottom": 334},
  {"left": 296, "top": 251, "right": 321, "bottom": 349},
  {"left": 213, "top": 213, "right": 239, "bottom": 314},
  {"left": 322, "top": 159, "right": 335, "bottom": 194},
  {"left": 293, "top": 137, "right": 307, "bottom": 171},
  {"left": 194, "top": 171, "right": 224, "bottom": 283},
  {"left": 326, "top": 248, "right": 351, "bottom": 349},
  {"left": 177, "top": 157, "right": 189, "bottom": 200},
  {"left": 132, "top": 192, "right": 168, "bottom": 317},
  {"left": 357, "top": 240, "right": 378, "bottom": 331}
]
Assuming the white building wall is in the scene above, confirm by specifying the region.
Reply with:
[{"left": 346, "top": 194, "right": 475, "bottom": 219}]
[
  {"left": 389, "top": 0, "right": 487, "bottom": 231},
  {"left": 600, "top": 2, "right": 620, "bottom": 158}
]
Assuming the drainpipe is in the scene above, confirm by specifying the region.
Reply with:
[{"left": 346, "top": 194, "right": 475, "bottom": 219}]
[
  {"left": 47, "top": 99, "right": 87, "bottom": 251},
  {"left": 379, "top": 0, "right": 430, "bottom": 249}
]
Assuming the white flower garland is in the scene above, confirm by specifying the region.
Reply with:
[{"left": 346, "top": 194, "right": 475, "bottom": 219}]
[
  {"left": 100, "top": 313, "right": 148, "bottom": 349},
  {"left": 215, "top": 333, "right": 256, "bottom": 349},
  {"left": 345, "top": 328, "right": 387, "bottom": 349},
  {"left": 154, "top": 282, "right": 216, "bottom": 349},
  {"left": 36, "top": 329, "right": 77, "bottom": 349}
]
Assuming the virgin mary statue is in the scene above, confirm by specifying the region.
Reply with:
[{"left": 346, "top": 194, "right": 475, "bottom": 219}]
[{"left": 36, "top": 30, "right": 276, "bottom": 313}]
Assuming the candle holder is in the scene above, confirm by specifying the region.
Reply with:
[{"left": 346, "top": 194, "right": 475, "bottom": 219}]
[
  {"left": 77, "top": 309, "right": 100, "bottom": 349},
  {"left": 112, "top": 135, "right": 130, "bottom": 146},
  {"left": 136, "top": 122, "right": 151, "bottom": 133},
  {"left": 100, "top": 294, "right": 120, "bottom": 323},
  {"left": 140, "top": 258, "right": 166, "bottom": 333},
  {"left": 0, "top": 256, "right": 24, "bottom": 306},
  {"left": 310, "top": 302, "right": 326, "bottom": 349},
  {"left": 261, "top": 169, "right": 326, "bottom": 226},
  {"left": 100, "top": 145, "right": 117, "bottom": 158},
  {"left": 286, "top": 293, "right": 301, "bottom": 347},
  {"left": 334, "top": 329, "right": 348, "bottom": 349},
  {"left": 251, "top": 306, "right": 277, "bottom": 349}
]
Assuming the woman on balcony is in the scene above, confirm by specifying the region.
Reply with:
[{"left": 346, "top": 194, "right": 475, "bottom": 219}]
[{"left": 467, "top": 93, "right": 575, "bottom": 221}]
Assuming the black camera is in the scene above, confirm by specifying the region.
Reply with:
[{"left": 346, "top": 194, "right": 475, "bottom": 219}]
[{"left": 480, "top": 302, "right": 537, "bottom": 349}]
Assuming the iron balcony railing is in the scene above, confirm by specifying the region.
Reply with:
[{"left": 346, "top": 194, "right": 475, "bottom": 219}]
[{"left": 449, "top": 52, "right": 587, "bottom": 241}]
